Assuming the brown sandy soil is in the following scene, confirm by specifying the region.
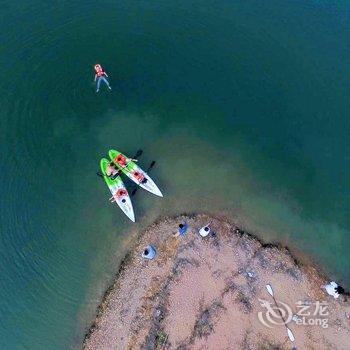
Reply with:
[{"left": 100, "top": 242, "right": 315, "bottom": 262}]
[{"left": 83, "top": 215, "right": 350, "bottom": 350}]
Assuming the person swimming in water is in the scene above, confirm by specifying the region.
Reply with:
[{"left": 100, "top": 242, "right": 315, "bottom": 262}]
[{"left": 94, "top": 64, "right": 111, "bottom": 92}]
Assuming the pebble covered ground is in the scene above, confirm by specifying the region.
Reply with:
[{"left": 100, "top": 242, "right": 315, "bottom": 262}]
[{"left": 83, "top": 214, "right": 350, "bottom": 350}]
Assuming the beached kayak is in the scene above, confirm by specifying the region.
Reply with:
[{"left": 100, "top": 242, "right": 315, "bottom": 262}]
[
  {"left": 108, "top": 149, "right": 163, "bottom": 197},
  {"left": 100, "top": 158, "right": 135, "bottom": 222}
]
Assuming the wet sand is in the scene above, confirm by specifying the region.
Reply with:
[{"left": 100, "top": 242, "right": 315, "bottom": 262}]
[{"left": 83, "top": 214, "right": 350, "bottom": 349}]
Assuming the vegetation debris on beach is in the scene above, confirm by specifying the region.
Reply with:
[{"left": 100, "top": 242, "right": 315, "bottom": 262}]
[{"left": 83, "top": 215, "right": 350, "bottom": 350}]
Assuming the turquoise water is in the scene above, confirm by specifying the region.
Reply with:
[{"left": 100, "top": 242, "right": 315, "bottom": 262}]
[{"left": 1, "top": 0, "right": 350, "bottom": 348}]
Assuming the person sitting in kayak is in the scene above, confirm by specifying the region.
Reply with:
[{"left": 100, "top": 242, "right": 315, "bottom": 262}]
[
  {"left": 94, "top": 64, "right": 112, "bottom": 92},
  {"left": 106, "top": 162, "right": 120, "bottom": 179},
  {"left": 133, "top": 170, "right": 146, "bottom": 183},
  {"left": 114, "top": 154, "right": 138, "bottom": 168}
]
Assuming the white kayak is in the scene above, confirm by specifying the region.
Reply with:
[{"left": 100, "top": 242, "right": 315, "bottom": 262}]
[
  {"left": 109, "top": 149, "right": 163, "bottom": 197},
  {"left": 100, "top": 158, "right": 135, "bottom": 222}
]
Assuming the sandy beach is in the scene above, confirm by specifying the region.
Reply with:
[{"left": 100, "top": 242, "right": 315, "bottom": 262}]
[{"left": 83, "top": 214, "right": 350, "bottom": 349}]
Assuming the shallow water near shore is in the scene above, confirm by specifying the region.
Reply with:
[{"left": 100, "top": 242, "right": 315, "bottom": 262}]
[{"left": 1, "top": 0, "right": 350, "bottom": 349}]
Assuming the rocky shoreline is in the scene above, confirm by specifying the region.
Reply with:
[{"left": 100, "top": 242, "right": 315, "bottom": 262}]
[{"left": 83, "top": 214, "right": 350, "bottom": 349}]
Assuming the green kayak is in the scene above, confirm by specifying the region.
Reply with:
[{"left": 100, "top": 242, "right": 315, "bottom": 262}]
[
  {"left": 100, "top": 158, "right": 135, "bottom": 222},
  {"left": 108, "top": 149, "right": 163, "bottom": 197}
]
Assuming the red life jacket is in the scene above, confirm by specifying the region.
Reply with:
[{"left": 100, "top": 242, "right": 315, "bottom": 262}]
[
  {"left": 133, "top": 170, "right": 144, "bottom": 182},
  {"left": 94, "top": 64, "right": 104, "bottom": 77},
  {"left": 116, "top": 188, "right": 128, "bottom": 197},
  {"left": 114, "top": 154, "right": 127, "bottom": 166}
]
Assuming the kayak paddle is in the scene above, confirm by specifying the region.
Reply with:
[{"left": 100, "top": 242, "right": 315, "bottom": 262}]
[
  {"left": 97, "top": 149, "right": 143, "bottom": 178},
  {"left": 265, "top": 284, "right": 295, "bottom": 343},
  {"left": 133, "top": 149, "right": 143, "bottom": 159}
]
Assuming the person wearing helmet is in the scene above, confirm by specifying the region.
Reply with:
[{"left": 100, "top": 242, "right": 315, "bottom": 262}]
[{"left": 94, "top": 64, "right": 111, "bottom": 92}]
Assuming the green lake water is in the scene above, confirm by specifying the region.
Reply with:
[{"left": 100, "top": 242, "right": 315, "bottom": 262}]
[{"left": 1, "top": 1, "right": 349, "bottom": 348}]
